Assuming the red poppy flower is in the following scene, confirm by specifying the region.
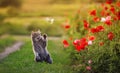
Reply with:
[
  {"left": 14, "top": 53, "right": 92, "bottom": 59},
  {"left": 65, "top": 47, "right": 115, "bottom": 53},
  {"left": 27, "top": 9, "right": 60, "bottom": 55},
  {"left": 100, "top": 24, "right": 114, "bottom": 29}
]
[
  {"left": 93, "top": 17, "right": 100, "bottom": 22},
  {"left": 63, "top": 40, "right": 69, "bottom": 48},
  {"left": 96, "top": 25, "right": 104, "bottom": 32},
  {"left": 80, "top": 38, "right": 87, "bottom": 43},
  {"left": 90, "top": 10, "right": 96, "bottom": 16},
  {"left": 64, "top": 24, "right": 70, "bottom": 29},
  {"left": 106, "top": 0, "right": 112, "bottom": 4},
  {"left": 113, "top": 16, "right": 118, "bottom": 21},
  {"left": 73, "top": 39, "right": 80, "bottom": 46},
  {"left": 75, "top": 45, "right": 82, "bottom": 52},
  {"left": 116, "top": 2, "right": 120, "bottom": 7},
  {"left": 74, "top": 38, "right": 88, "bottom": 52},
  {"left": 75, "top": 42, "right": 87, "bottom": 51},
  {"left": 101, "top": 3, "right": 104, "bottom": 7},
  {"left": 90, "top": 28, "right": 98, "bottom": 33},
  {"left": 99, "top": 42, "right": 104, "bottom": 46},
  {"left": 110, "top": 6, "right": 115, "bottom": 14},
  {"left": 116, "top": 11, "right": 120, "bottom": 20},
  {"left": 83, "top": 20, "right": 89, "bottom": 29},
  {"left": 105, "top": 20, "right": 112, "bottom": 26},
  {"left": 79, "top": 38, "right": 88, "bottom": 49},
  {"left": 104, "top": 6, "right": 108, "bottom": 10},
  {"left": 100, "top": 10, "right": 106, "bottom": 16},
  {"left": 108, "top": 32, "right": 114, "bottom": 40},
  {"left": 106, "top": 12, "right": 110, "bottom": 16},
  {"left": 89, "top": 36, "right": 95, "bottom": 41}
]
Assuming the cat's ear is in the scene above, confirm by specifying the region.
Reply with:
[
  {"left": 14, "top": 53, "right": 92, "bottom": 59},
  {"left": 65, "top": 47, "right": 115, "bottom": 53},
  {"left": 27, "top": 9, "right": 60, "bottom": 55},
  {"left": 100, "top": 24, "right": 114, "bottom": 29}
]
[
  {"left": 31, "top": 31, "right": 35, "bottom": 35},
  {"left": 37, "top": 30, "right": 41, "bottom": 34},
  {"left": 43, "top": 33, "right": 47, "bottom": 39}
]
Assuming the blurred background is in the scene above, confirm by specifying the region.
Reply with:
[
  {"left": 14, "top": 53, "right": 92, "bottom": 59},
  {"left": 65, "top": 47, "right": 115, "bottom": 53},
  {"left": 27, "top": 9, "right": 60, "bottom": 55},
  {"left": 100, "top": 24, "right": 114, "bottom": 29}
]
[
  {"left": 0, "top": 0, "right": 117, "bottom": 36},
  {"left": 0, "top": 0, "right": 119, "bottom": 73}
]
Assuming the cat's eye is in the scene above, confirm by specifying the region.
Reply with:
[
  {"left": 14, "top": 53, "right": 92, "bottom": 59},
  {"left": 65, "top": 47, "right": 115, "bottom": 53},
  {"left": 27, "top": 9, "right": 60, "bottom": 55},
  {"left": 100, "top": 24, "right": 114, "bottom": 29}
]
[{"left": 35, "top": 36, "right": 41, "bottom": 41}]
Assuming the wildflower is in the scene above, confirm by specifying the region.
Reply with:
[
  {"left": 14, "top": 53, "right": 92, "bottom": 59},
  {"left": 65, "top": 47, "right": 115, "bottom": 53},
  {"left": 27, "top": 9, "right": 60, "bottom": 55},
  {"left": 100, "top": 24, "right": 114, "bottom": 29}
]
[
  {"left": 106, "top": 0, "right": 112, "bottom": 4},
  {"left": 96, "top": 25, "right": 104, "bottom": 32},
  {"left": 116, "top": 2, "right": 120, "bottom": 7},
  {"left": 75, "top": 45, "right": 82, "bottom": 52},
  {"left": 93, "top": 17, "right": 100, "bottom": 22},
  {"left": 101, "top": 10, "right": 106, "bottom": 16},
  {"left": 101, "top": 17, "right": 106, "bottom": 22},
  {"left": 86, "top": 66, "right": 91, "bottom": 70},
  {"left": 89, "top": 36, "right": 95, "bottom": 41},
  {"left": 90, "top": 28, "right": 98, "bottom": 33},
  {"left": 63, "top": 40, "right": 69, "bottom": 48},
  {"left": 88, "top": 60, "right": 92, "bottom": 64},
  {"left": 116, "top": 11, "right": 120, "bottom": 20},
  {"left": 104, "top": 6, "right": 108, "bottom": 10},
  {"left": 73, "top": 39, "right": 80, "bottom": 46},
  {"left": 105, "top": 20, "right": 112, "bottom": 26},
  {"left": 65, "top": 25, "right": 70, "bottom": 29},
  {"left": 90, "top": 10, "right": 96, "bottom": 16},
  {"left": 110, "top": 6, "right": 115, "bottom": 14},
  {"left": 99, "top": 42, "right": 104, "bottom": 46},
  {"left": 103, "top": 16, "right": 112, "bottom": 25},
  {"left": 83, "top": 20, "right": 89, "bottom": 29},
  {"left": 106, "top": 16, "right": 111, "bottom": 21},
  {"left": 108, "top": 32, "right": 114, "bottom": 40},
  {"left": 88, "top": 40, "right": 92, "bottom": 45},
  {"left": 74, "top": 38, "right": 88, "bottom": 52}
]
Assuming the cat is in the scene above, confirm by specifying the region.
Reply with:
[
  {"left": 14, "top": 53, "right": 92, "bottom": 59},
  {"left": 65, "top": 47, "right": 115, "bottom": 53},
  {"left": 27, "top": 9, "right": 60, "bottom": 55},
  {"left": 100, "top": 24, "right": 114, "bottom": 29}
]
[{"left": 31, "top": 30, "right": 52, "bottom": 64}]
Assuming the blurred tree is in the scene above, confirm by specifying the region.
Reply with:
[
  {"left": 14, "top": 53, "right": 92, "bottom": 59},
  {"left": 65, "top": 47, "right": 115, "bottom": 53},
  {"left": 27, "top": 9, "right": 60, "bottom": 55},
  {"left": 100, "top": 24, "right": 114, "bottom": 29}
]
[{"left": 0, "top": 0, "right": 22, "bottom": 8}]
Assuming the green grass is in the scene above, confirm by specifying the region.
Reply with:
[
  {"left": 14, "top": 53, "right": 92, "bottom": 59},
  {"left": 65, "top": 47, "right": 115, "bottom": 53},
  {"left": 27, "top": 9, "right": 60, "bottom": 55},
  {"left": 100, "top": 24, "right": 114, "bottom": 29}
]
[
  {"left": 0, "top": 39, "right": 74, "bottom": 73},
  {"left": 0, "top": 36, "right": 16, "bottom": 53}
]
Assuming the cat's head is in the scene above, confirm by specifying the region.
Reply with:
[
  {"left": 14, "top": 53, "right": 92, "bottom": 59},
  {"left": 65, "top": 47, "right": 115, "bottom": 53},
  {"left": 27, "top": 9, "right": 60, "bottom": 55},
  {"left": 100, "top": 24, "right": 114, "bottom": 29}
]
[
  {"left": 31, "top": 30, "right": 47, "bottom": 42},
  {"left": 31, "top": 30, "right": 42, "bottom": 41}
]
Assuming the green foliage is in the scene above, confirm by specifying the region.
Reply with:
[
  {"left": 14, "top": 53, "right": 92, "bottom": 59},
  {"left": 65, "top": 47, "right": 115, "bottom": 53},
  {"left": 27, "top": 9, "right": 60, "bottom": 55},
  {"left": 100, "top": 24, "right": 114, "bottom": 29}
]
[
  {"left": 0, "top": 14, "right": 5, "bottom": 23},
  {"left": 0, "top": 20, "right": 64, "bottom": 36},
  {"left": 0, "top": 36, "right": 16, "bottom": 52},
  {"left": 27, "top": 21, "right": 64, "bottom": 37},
  {"left": 64, "top": 2, "right": 120, "bottom": 73},
  {"left": 0, "top": 22, "right": 29, "bottom": 35}
]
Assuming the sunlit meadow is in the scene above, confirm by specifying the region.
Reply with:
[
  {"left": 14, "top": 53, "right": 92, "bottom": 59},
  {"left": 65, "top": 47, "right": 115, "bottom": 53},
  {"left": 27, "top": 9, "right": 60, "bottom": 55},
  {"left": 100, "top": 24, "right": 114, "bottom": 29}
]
[{"left": 0, "top": 0, "right": 120, "bottom": 73}]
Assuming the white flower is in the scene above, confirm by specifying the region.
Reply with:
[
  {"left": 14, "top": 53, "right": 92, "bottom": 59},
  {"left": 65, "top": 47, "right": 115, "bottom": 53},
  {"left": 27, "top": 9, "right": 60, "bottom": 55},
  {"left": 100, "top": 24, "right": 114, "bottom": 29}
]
[
  {"left": 88, "top": 60, "right": 92, "bottom": 64},
  {"left": 101, "top": 16, "right": 111, "bottom": 22},
  {"left": 88, "top": 40, "right": 92, "bottom": 45},
  {"left": 101, "top": 17, "right": 106, "bottom": 22}
]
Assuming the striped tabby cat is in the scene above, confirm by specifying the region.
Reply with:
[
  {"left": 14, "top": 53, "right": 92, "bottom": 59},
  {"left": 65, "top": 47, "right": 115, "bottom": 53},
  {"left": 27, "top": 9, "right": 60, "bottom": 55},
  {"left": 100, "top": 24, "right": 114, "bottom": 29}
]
[{"left": 31, "top": 30, "right": 52, "bottom": 64}]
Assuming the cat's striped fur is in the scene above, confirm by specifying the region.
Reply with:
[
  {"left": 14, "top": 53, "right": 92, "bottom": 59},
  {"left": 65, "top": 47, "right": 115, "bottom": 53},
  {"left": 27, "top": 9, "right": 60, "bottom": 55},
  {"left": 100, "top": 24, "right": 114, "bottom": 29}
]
[{"left": 31, "top": 30, "right": 52, "bottom": 64}]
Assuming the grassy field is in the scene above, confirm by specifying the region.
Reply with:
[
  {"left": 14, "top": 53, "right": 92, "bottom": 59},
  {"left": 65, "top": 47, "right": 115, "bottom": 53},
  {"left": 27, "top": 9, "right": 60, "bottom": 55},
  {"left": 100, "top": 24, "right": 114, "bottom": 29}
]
[
  {"left": 0, "top": 38, "right": 74, "bottom": 73},
  {"left": 0, "top": 36, "right": 16, "bottom": 53}
]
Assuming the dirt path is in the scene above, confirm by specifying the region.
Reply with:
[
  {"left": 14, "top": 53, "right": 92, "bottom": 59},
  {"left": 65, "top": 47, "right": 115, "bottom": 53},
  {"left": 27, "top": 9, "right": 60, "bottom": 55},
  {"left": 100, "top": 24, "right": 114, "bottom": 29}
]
[
  {"left": 0, "top": 36, "right": 61, "bottom": 60},
  {"left": 0, "top": 42, "right": 24, "bottom": 60}
]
